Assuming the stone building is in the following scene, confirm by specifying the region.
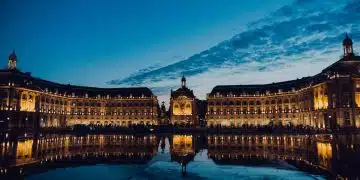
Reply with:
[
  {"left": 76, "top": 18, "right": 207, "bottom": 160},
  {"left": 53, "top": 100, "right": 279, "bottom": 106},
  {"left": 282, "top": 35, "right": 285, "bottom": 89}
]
[
  {"left": 206, "top": 34, "right": 360, "bottom": 129},
  {"left": 169, "top": 76, "right": 198, "bottom": 126},
  {"left": 0, "top": 52, "right": 159, "bottom": 130}
]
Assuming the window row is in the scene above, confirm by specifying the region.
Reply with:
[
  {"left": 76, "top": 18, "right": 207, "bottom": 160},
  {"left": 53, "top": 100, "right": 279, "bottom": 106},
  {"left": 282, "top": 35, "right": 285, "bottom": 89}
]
[{"left": 208, "top": 98, "right": 301, "bottom": 106}]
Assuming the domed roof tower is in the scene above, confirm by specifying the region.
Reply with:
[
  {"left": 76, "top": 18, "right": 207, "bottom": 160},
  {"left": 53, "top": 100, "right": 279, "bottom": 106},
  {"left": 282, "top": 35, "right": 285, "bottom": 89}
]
[
  {"left": 343, "top": 33, "right": 354, "bottom": 59},
  {"left": 181, "top": 75, "right": 186, "bottom": 88}
]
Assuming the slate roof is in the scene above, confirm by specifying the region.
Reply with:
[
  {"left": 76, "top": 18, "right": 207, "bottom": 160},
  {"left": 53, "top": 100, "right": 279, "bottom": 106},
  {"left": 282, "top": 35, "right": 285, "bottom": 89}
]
[
  {"left": 171, "top": 86, "right": 195, "bottom": 98},
  {"left": 210, "top": 77, "right": 313, "bottom": 96},
  {"left": 0, "top": 69, "right": 154, "bottom": 98},
  {"left": 209, "top": 54, "right": 360, "bottom": 96}
]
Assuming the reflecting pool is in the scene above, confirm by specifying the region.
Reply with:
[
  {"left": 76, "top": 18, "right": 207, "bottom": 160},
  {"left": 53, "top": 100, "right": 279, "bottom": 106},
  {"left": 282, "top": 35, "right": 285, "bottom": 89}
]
[{"left": 0, "top": 134, "right": 359, "bottom": 179}]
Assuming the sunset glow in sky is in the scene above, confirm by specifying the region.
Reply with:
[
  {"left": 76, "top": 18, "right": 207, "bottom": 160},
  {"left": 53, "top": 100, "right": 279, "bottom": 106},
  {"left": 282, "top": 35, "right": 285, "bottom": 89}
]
[{"left": 1, "top": 0, "right": 360, "bottom": 102}]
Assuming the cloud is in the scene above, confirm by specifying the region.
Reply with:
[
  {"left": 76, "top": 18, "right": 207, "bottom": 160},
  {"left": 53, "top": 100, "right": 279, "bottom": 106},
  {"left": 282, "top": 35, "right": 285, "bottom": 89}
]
[{"left": 108, "top": 0, "right": 360, "bottom": 102}]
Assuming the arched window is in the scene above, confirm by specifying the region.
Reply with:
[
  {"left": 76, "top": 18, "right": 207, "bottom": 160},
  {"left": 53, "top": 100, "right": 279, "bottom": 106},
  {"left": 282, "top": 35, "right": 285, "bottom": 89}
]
[
  {"left": 242, "top": 107, "right": 247, "bottom": 114},
  {"left": 257, "top": 108, "right": 261, "bottom": 114},
  {"left": 249, "top": 107, "right": 254, "bottom": 114},
  {"left": 271, "top": 106, "right": 276, "bottom": 113},
  {"left": 291, "top": 98, "right": 296, "bottom": 103},
  {"left": 285, "top": 105, "right": 290, "bottom": 113}
]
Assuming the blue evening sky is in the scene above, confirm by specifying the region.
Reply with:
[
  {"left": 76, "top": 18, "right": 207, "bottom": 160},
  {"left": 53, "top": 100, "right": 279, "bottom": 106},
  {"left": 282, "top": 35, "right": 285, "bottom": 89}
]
[{"left": 0, "top": 0, "right": 292, "bottom": 86}]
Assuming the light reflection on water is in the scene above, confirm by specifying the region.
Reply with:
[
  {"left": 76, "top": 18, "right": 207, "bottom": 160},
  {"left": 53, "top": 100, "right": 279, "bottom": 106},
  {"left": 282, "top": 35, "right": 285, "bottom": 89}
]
[{"left": 0, "top": 134, "right": 359, "bottom": 179}]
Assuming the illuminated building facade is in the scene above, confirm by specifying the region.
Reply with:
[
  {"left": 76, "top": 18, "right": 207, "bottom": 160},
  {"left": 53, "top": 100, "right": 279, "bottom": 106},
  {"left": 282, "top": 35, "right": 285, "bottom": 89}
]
[
  {"left": 169, "top": 76, "right": 198, "bottom": 126},
  {"left": 0, "top": 53, "right": 159, "bottom": 129},
  {"left": 0, "top": 134, "right": 158, "bottom": 171},
  {"left": 206, "top": 35, "right": 360, "bottom": 129}
]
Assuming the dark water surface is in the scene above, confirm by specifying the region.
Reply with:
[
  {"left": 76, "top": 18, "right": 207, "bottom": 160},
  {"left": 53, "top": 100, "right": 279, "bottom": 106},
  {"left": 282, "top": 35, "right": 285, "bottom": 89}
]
[{"left": 0, "top": 134, "right": 359, "bottom": 179}]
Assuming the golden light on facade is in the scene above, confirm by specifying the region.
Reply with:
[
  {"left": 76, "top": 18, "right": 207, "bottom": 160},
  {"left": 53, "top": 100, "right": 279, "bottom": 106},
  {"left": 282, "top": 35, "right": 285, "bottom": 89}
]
[
  {"left": 172, "top": 135, "right": 193, "bottom": 155},
  {"left": 16, "top": 140, "right": 33, "bottom": 165}
]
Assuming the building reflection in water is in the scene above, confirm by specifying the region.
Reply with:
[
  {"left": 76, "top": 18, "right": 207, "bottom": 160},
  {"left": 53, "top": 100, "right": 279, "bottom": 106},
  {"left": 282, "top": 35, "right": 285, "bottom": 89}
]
[
  {"left": 207, "top": 134, "right": 360, "bottom": 179},
  {"left": 169, "top": 135, "right": 198, "bottom": 174},
  {"left": 0, "top": 134, "right": 158, "bottom": 176},
  {"left": 0, "top": 134, "right": 359, "bottom": 179}
]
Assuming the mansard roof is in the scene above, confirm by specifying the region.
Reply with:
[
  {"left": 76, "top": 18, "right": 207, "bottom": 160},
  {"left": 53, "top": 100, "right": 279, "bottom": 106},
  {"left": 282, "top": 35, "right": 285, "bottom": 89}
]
[
  {"left": 321, "top": 55, "right": 360, "bottom": 76},
  {"left": 0, "top": 69, "right": 154, "bottom": 98},
  {"left": 171, "top": 86, "right": 195, "bottom": 99},
  {"left": 210, "top": 52, "right": 360, "bottom": 97},
  {"left": 210, "top": 76, "right": 313, "bottom": 96}
]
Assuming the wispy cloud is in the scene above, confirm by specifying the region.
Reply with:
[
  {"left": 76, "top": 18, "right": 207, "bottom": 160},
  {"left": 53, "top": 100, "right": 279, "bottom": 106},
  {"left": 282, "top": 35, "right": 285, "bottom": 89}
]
[{"left": 108, "top": 0, "right": 360, "bottom": 103}]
